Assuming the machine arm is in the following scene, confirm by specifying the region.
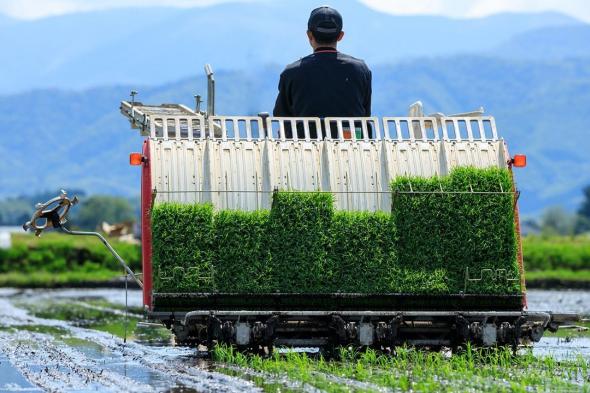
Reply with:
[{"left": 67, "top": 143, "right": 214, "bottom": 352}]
[{"left": 23, "top": 190, "right": 143, "bottom": 289}]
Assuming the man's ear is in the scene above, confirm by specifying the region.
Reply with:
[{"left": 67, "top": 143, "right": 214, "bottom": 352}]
[
  {"left": 307, "top": 30, "right": 315, "bottom": 43},
  {"left": 337, "top": 31, "right": 345, "bottom": 42}
]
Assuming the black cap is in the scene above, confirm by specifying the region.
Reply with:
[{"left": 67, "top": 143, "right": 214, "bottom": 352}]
[{"left": 308, "top": 6, "right": 342, "bottom": 42}]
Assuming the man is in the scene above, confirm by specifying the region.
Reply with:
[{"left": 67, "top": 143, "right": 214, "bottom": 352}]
[{"left": 273, "top": 6, "right": 372, "bottom": 138}]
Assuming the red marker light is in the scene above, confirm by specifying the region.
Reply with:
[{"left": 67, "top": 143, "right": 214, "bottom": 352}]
[
  {"left": 129, "top": 153, "right": 143, "bottom": 166},
  {"left": 512, "top": 154, "right": 527, "bottom": 168}
]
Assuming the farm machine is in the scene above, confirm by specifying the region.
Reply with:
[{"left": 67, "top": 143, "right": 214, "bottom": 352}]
[{"left": 25, "top": 65, "right": 579, "bottom": 352}]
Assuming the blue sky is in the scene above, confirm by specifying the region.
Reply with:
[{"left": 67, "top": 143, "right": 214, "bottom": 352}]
[{"left": 0, "top": 0, "right": 589, "bottom": 22}]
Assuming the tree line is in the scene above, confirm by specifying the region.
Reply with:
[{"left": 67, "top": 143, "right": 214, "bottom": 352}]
[
  {"left": 0, "top": 191, "right": 137, "bottom": 231},
  {"left": 523, "top": 186, "right": 590, "bottom": 236},
  {"left": 1, "top": 185, "right": 589, "bottom": 235}
]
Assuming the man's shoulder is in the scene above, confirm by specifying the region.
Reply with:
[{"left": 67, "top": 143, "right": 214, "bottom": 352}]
[
  {"left": 282, "top": 52, "right": 370, "bottom": 74},
  {"left": 337, "top": 52, "right": 370, "bottom": 71},
  {"left": 281, "top": 57, "right": 306, "bottom": 74}
]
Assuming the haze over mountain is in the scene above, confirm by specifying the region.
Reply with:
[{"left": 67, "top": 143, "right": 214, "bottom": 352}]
[
  {"left": 2, "top": 55, "right": 589, "bottom": 215},
  {"left": 494, "top": 24, "right": 590, "bottom": 59},
  {"left": 0, "top": 0, "right": 584, "bottom": 93},
  {"left": 2, "top": 1, "right": 589, "bottom": 216}
]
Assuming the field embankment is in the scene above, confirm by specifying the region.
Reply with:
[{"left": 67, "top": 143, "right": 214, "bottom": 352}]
[
  {"left": 523, "top": 236, "right": 590, "bottom": 288},
  {"left": 0, "top": 233, "right": 140, "bottom": 287}
]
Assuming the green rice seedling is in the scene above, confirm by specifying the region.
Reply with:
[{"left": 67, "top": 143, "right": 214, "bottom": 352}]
[
  {"left": 391, "top": 166, "right": 520, "bottom": 295},
  {"left": 359, "top": 348, "right": 378, "bottom": 364},
  {"left": 268, "top": 192, "right": 334, "bottom": 293},
  {"left": 214, "top": 209, "right": 272, "bottom": 293},
  {"left": 314, "top": 202, "right": 448, "bottom": 294},
  {"left": 151, "top": 167, "right": 522, "bottom": 295},
  {"left": 215, "top": 345, "right": 373, "bottom": 393},
  {"left": 328, "top": 211, "right": 395, "bottom": 292},
  {"left": 449, "top": 167, "right": 519, "bottom": 294},
  {"left": 214, "top": 344, "right": 589, "bottom": 392},
  {"left": 151, "top": 202, "right": 215, "bottom": 292},
  {"left": 211, "top": 342, "right": 232, "bottom": 362},
  {"left": 387, "top": 267, "right": 449, "bottom": 294}
]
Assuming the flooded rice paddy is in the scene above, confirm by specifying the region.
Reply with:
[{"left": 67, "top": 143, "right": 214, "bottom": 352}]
[{"left": 0, "top": 288, "right": 588, "bottom": 392}]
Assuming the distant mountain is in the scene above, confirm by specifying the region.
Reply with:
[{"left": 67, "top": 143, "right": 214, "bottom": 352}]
[
  {"left": 0, "top": 0, "right": 583, "bottom": 94},
  {"left": 494, "top": 24, "right": 590, "bottom": 59},
  {"left": 2, "top": 56, "right": 590, "bottom": 215}
]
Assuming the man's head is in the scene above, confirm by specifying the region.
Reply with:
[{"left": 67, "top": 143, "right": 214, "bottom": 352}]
[{"left": 307, "top": 6, "right": 344, "bottom": 49}]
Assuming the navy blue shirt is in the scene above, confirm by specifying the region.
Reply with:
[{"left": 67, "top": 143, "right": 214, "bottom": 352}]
[{"left": 273, "top": 48, "right": 372, "bottom": 119}]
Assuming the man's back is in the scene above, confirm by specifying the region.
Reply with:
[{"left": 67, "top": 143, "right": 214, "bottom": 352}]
[{"left": 273, "top": 49, "right": 372, "bottom": 118}]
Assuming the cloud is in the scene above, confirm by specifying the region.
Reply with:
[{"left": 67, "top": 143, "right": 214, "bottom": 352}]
[
  {"left": 360, "top": 0, "right": 590, "bottom": 22},
  {"left": 0, "top": 0, "right": 255, "bottom": 19}
]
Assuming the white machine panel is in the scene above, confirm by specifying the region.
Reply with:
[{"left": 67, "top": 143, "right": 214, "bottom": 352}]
[{"left": 147, "top": 116, "right": 508, "bottom": 211}]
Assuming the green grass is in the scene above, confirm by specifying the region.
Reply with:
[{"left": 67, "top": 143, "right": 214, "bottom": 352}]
[
  {"left": 0, "top": 269, "right": 123, "bottom": 287},
  {"left": 524, "top": 236, "right": 590, "bottom": 271},
  {"left": 522, "top": 236, "right": 590, "bottom": 286},
  {"left": 0, "top": 232, "right": 141, "bottom": 288},
  {"left": 525, "top": 269, "right": 590, "bottom": 282},
  {"left": 81, "top": 298, "right": 144, "bottom": 314},
  {"left": 0, "top": 324, "right": 68, "bottom": 336},
  {"left": 213, "top": 345, "right": 590, "bottom": 393}
]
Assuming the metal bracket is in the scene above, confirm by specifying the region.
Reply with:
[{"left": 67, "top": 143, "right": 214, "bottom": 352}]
[{"left": 23, "top": 190, "right": 78, "bottom": 236}]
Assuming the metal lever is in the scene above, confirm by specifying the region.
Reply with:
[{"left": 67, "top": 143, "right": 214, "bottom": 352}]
[
  {"left": 23, "top": 191, "right": 143, "bottom": 289},
  {"left": 194, "top": 94, "right": 203, "bottom": 114},
  {"left": 205, "top": 64, "right": 215, "bottom": 117}
]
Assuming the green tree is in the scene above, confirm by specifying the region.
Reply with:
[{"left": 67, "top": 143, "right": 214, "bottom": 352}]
[
  {"left": 0, "top": 199, "right": 33, "bottom": 226},
  {"left": 0, "top": 189, "right": 87, "bottom": 226},
  {"left": 72, "top": 195, "right": 135, "bottom": 230},
  {"left": 540, "top": 206, "right": 575, "bottom": 237},
  {"left": 575, "top": 185, "right": 590, "bottom": 234}
]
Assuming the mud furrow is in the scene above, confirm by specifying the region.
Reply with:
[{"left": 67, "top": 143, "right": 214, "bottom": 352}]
[
  {"left": 0, "top": 297, "right": 260, "bottom": 393},
  {"left": 71, "top": 299, "right": 144, "bottom": 318},
  {"left": 70, "top": 331, "right": 260, "bottom": 393},
  {"left": 0, "top": 331, "right": 153, "bottom": 393}
]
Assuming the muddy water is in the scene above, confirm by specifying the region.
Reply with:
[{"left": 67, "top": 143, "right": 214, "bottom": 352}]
[
  {"left": 527, "top": 289, "right": 590, "bottom": 360},
  {"left": 0, "top": 288, "right": 259, "bottom": 393},
  {"left": 0, "top": 288, "right": 588, "bottom": 392}
]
